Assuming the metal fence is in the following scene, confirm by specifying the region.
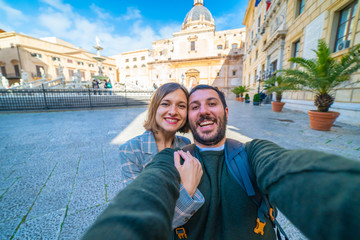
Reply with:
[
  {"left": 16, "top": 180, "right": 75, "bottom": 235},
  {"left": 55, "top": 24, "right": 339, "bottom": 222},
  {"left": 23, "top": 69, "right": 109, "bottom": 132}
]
[{"left": 0, "top": 86, "right": 153, "bottom": 111}]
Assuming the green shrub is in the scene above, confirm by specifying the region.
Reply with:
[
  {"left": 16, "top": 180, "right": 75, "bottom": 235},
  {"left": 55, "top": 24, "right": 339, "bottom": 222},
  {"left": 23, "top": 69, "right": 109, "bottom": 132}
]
[
  {"left": 245, "top": 93, "right": 250, "bottom": 100},
  {"left": 253, "top": 93, "right": 260, "bottom": 102}
]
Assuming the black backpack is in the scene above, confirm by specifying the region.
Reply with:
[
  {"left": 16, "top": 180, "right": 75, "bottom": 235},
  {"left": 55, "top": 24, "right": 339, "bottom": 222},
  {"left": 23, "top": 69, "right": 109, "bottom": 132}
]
[{"left": 175, "top": 139, "right": 289, "bottom": 240}]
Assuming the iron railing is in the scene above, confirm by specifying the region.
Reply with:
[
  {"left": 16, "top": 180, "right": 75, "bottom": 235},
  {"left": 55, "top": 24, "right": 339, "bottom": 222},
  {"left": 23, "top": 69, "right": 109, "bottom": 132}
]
[{"left": 0, "top": 86, "right": 153, "bottom": 111}]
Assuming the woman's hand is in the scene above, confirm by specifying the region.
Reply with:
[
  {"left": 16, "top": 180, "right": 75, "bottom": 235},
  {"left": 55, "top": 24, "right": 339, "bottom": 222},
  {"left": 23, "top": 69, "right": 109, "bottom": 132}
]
[{"left": 174, "top": 150, "right": 203, "bottom": 197}]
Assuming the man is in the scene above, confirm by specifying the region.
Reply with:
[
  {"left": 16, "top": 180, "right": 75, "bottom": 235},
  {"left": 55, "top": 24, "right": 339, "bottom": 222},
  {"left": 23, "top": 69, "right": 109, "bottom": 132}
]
[{"left": 83, "top": 85, "right": 360, "bottom": 240}]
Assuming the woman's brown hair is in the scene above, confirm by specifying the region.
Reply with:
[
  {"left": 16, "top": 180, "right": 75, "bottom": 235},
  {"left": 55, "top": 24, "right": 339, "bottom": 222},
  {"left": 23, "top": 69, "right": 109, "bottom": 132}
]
[{"left": 144, "top": 82, "right": 190, "bottom": 133}]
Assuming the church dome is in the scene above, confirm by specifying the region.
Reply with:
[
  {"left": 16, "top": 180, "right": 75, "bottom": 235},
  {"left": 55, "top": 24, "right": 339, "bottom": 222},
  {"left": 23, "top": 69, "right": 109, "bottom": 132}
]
[{"left": 182, "top": 0, "right": 214, "bottom": 30}]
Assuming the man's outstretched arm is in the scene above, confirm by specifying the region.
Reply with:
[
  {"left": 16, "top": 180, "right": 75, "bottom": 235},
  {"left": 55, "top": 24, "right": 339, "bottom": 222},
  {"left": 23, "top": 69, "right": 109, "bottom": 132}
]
[
  {"left": 82, "top": 148, "right": 180, "bottom": 240},
  {"left": 245, "top": 139, "right": 360, "bottom": 240}
]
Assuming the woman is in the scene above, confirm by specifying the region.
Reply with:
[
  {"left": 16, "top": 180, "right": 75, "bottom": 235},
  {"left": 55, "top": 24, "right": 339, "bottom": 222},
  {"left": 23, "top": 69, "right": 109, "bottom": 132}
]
[{"left": 119, "top": 82, "right": 204, "bottom": 228}]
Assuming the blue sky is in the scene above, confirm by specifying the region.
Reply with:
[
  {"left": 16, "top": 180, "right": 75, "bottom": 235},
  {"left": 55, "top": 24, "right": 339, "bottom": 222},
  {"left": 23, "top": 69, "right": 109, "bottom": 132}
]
[{"left": 0, "top": 0, "right": 248, "bottom": 56}]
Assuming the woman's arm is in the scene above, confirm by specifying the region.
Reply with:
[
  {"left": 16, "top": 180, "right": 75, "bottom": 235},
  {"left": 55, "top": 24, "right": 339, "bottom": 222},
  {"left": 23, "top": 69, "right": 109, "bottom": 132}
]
[{"left": 119, "top": 142, "right": 144, "bottom": 188}]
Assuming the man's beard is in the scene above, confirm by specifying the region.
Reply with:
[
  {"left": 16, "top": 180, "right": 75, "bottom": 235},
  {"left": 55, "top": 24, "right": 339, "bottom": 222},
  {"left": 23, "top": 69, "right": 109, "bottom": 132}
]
[{"left": 190, "top": 114, "right": 227, "bottom": 146}]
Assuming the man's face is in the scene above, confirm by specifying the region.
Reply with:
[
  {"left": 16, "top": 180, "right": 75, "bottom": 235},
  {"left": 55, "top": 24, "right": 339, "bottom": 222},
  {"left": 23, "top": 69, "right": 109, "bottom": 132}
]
[{"left": 188, "top": 89, "right": 228, "bottom": 147}]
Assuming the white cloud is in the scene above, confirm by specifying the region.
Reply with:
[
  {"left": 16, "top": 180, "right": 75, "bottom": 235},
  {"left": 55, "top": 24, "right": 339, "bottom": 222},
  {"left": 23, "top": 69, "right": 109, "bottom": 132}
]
[
  {"left": 215, "top": 10, "right": 245, "bottom": 30},
  {"left": 3, "top": 0, "right": 182, "bottom": 56},
  {"left": 0, "top": 0, "right": 28, "bottom": 24},
  {"left": 120, "top": 7, "right": 142, "bottom": 21},
  {"left": 40, "top": 0, "right": 72, "bottom": 13},
  {"left": 90, "top": 3, "right": 111, "bottom": 20}
]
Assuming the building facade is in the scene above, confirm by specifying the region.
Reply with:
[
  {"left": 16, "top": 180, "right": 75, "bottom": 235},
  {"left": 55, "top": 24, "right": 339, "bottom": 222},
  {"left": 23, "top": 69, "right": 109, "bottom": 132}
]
[
  {"left": 113, "top": 0, "right": 246, "bottom": 94},
  {"left": 243, "top": 0, "right": 360, "bottom": 125},
  {"left": 0, "top": 31, "right": 117, "bottom": 86}
]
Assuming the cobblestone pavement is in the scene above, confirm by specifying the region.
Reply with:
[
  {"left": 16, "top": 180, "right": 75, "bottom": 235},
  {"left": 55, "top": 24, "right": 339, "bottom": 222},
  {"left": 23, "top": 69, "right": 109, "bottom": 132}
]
[{"left": 0, "top": 100, "right": 359, "bottom": 239}]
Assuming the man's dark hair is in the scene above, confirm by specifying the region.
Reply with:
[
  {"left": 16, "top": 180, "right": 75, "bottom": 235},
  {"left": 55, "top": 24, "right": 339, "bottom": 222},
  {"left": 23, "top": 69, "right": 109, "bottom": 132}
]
[{"left": 189, "top": 85, "right": 227, "bottom": 109}]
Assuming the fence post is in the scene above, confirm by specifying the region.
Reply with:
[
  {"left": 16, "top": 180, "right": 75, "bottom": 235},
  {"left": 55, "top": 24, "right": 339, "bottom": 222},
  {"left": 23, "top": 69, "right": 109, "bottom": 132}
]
[
  {"left": 125, "top": 85, "right": 128, "bottom": 106},
  {"left": 42, "top": 84, "right": 48, "bottom": 109},
  {"left": 88, "top": 85, "right": 92, "bottom": 108}
]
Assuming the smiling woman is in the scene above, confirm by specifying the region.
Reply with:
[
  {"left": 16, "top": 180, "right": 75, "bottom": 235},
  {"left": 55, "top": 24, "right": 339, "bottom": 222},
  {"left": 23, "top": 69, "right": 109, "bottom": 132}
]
[{"left": 118, "top": 82, "right": 205, "bottom": 229}]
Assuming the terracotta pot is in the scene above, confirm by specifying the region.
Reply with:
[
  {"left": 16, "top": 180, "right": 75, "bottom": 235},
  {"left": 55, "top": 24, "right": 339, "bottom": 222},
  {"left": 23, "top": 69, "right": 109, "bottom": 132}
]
[
  {"left": 236, "top": 97, "right": 240, "bottom": 101},
  {"left": 308, "top": 110, "right": 340, "bottom": 131},
  {"left": 271, "top": 101, "right": 285, "bottom": 112},
  {"left": 239, "top": 97, "right": 245, "bottom": 102}
]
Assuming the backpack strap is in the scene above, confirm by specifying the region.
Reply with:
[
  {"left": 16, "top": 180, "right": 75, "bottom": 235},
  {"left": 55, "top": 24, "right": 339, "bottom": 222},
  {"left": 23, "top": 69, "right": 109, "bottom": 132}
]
[{"left": 225, "top": 139, "right": 289, "bottom": 240}]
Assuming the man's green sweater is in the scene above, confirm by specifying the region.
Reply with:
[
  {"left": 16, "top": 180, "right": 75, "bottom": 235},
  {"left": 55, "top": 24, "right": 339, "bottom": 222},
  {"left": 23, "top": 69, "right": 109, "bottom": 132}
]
[{"left": 180, "top": 148, "right": 275, "bottom": 239}]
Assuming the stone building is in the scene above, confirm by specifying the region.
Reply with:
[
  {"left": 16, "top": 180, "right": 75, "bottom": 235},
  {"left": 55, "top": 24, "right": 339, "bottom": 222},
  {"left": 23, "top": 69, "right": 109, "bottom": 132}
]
[
  {"left": 0, "top": 31, "right": 117, "bottom": 86},
  {"left": 243, "top": 0, "right": 360, "bottom": 125},
  {"left": 113, "top": 0, "right": 246, "bottom": 94}
]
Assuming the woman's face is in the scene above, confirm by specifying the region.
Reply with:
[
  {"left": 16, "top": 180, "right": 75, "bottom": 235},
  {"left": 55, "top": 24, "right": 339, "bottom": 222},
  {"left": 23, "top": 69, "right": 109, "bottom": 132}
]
[{"left": 155, "top": 89, "right": 187, "bottom": 134}]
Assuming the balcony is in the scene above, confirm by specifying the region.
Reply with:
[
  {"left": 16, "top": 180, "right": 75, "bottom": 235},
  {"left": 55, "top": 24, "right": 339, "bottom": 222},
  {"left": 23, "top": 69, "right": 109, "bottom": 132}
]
[{"left": 5, "top": 73, "right": 21, "bottom": 79}]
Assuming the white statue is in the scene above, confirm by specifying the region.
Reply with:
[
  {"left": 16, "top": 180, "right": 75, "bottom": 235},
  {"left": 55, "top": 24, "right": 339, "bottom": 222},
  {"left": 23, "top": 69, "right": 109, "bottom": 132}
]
[
  {"left": 1, "top": 75, "right": 9, "bottom": 88},
  {"left": 96, "top": 36, "right": 101, "bottom": 47},
  {"left": 40, "top": 67, "right": 46, "bottom": 81},
  {"left": 58, "top": 65, "right": 65, "bottom": 86},
  {"left": 73, "top": 69, "right": 82, "bottom": 88},
  {"left": 20, "top": 69, "right": 29, "bottom": 86}
]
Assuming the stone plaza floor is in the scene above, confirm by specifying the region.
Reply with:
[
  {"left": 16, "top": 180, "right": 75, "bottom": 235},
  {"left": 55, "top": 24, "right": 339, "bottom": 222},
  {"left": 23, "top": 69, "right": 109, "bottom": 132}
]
[{"left": 0, "top": 100, "right": 359, "bottom": 239}]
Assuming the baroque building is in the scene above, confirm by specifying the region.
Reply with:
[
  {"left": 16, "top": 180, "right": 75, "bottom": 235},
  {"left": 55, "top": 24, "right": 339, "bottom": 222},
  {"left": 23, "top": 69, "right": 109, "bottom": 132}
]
[
  {"left": 0, "top": 30, "right": 117, "bottom": 86},
  {"left": 243, "top": 0, "right": 360, "bottom": 125},
  {"left": 113, "top": 0, "right": 245, "bottom": 94}
]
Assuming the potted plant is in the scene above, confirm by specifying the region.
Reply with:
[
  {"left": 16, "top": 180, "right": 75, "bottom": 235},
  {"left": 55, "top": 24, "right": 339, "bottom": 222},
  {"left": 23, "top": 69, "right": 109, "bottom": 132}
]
[
  {"left": 281, "top": 39, "right": 360, "bottom": 131},
  {"left": 253, "top": 93, "right": 260, "bottom": 105},
  {"left": 264, "top": 75, "right": 296, "bottom": 112},
  {"left": 237, "top": 86, "right": 249, "bottom": 102},
  {"left": 232, "top": 87, "right": 241, "bottom": 101},
  {"left": 245, "top": 93, "right": 250, "bottom": 103}
]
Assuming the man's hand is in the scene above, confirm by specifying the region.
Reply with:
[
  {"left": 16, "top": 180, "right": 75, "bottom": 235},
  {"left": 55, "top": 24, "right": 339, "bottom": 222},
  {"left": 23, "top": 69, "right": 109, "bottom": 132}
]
[{"left": 174, "top": 150, "right": 203, "bottom": 197}]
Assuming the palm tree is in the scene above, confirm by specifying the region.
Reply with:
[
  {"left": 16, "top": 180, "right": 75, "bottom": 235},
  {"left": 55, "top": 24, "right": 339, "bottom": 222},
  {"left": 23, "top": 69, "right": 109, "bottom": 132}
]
[
  {"left": 237, "top": 86, "right": 249, "bottom": 98},
  {"left": 281, "top": 39, "right": 360, "bottom": 112},
  {"left": 264, "top": 75, "right": 296, "bottom": 102}
]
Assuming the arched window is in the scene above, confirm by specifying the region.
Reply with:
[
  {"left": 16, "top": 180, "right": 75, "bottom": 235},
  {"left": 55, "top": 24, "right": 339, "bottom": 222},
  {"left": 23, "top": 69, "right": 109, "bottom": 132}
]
[
  {"left": 125, "top": 66, "right": 130, "bottom": 69},
  {"left": 141, "top": 64, "right": 146, "bottom": 68},
  {"left": 217, "top": 45, "right": 223, "bottom": 50},
  {"left": 232, "top": 43, "right": 238, "bottom": 49},
  {"left": 133, "top": 65, "right": 138, "bottom": 68}
]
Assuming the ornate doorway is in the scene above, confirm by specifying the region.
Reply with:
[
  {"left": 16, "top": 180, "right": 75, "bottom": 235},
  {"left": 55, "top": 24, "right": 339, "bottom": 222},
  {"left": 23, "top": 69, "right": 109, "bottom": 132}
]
[{"left": 185, "top": 69, "right": 199, "bottom": 90}]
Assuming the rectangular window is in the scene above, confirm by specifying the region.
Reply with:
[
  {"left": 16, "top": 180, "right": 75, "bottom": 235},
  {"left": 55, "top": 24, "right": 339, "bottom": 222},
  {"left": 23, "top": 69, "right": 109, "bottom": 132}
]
[
  {"left": 293, "top": 40, "right": 300, "bottom": 58},
  {"left": 52, "top": 57, "right": 60, "bottom": 61},
  {"left": 91, "top": 72, "right": 95, "bottom": 77},
  {"left": 80, "top": 71, "right": 85, "bottom": 79},
  {"left": 133, "top": 57, "right": 137, "bottom": 61},
  {"left": 1, "top": 66, "right": 6, "bottom": 77},
  {"left": 232, "top": 70, "right": 237, "bottom": 76},
  {"left": 334, "top": 1, "right": 358, "bottom": 52},
  {"left": 125, "top": 59, "right": 129, "bottom": 62},
  {"left": 191, "top": 41, "right": 195, "bottom": 51},
  {"left": 56, "top": 67, "right": 60, "bottom": 76},
  {"left": 68, "top": 69, "right": 74, "bottom": 78},
  {"left": 77, "top": 62, "right": 84, "bottom": 66},
  {"left": 217, "top": 71, "right": 220, "bottom": 77},
  {"left": 141, "top": 56, "right": 145, "bottom": 60},
  {"left": 67, "top": 59, "right": 73, "bottom": 63},
  {"left": 14, "top": 65, "right": 20, "bottom": 77},
  {"left": 217, "top": 45, "right": 223, "bottom": 50},
  {"left": 297, "top": 0, "right": 305, "bottom": 17}
]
